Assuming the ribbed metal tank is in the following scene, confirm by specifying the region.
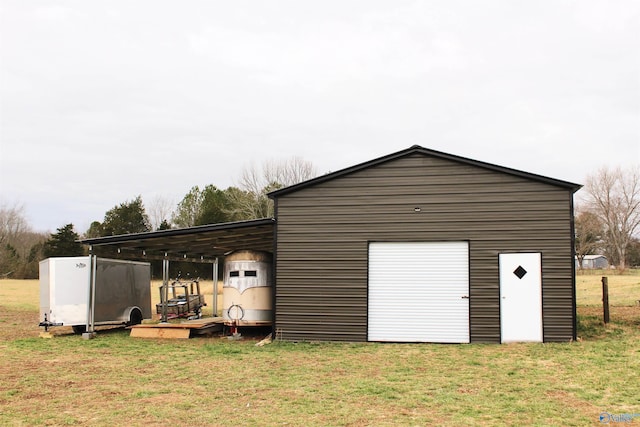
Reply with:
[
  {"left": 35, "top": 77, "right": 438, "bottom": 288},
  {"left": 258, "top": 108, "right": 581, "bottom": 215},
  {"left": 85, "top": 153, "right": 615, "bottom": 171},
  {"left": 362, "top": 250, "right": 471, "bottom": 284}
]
[{"left": 222, "top": 250, "right": 273, "bottom": 326}]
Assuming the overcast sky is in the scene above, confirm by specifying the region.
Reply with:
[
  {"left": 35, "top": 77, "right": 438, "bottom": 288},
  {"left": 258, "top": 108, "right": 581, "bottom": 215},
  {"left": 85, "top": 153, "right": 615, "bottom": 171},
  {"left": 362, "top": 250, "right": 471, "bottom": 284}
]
[{"left": 1, "top": 1, "right": 639, "bottom": 233}]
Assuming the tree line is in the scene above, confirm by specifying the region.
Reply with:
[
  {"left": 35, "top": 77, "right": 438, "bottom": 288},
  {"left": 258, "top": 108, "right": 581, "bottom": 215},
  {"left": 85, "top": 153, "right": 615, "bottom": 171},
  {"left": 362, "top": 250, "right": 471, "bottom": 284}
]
[
  {"left": 1, "top": 162, "right": 638, "bottom": 279},
  {"left": 0, "top": 158, "right": 317, "bottom": 278}
]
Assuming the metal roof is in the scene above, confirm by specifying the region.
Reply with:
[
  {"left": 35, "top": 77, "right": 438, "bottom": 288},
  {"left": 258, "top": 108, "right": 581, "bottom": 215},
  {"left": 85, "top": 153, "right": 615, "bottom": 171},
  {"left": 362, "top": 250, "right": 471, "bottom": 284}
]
[
  {"left": 269, "top": 145, "right": 582, "bottom": 198},
  {"left": 579, "top": 254, "right": 607, "bottom": 260},
  {"left": 79, "top": 218, "right": 275, "bottom": 263}
]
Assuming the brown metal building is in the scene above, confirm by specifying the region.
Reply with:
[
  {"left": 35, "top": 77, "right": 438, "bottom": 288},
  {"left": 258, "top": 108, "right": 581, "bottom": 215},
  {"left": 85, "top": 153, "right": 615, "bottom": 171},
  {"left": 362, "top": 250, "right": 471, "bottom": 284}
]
[{"left": 269, "top": 145, "right": 581, "bottom": 343}]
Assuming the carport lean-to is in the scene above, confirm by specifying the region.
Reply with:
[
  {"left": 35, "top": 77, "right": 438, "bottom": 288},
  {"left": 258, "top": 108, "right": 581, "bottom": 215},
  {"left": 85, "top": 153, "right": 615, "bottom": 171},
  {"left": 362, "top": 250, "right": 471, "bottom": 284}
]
[{"left": 80, "top": 218, "right": 276, "bottom": 321}]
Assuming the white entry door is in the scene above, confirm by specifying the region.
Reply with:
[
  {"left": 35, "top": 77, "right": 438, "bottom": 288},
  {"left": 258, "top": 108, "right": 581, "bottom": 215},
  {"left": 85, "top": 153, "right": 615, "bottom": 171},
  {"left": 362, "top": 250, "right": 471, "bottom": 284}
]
[
  {"left": 368, "top": 242, "right": 470, "bottom": 343},
  {"left": 499, "top": 253, "right": 543, "bottom": 343}
]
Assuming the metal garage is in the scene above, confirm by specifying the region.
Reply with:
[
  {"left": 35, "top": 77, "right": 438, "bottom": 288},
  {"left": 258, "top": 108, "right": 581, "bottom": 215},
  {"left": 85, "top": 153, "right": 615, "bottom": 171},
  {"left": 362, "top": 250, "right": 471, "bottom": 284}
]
[{"left": 270, "top": 145, "right": 581, "bottom": 343}]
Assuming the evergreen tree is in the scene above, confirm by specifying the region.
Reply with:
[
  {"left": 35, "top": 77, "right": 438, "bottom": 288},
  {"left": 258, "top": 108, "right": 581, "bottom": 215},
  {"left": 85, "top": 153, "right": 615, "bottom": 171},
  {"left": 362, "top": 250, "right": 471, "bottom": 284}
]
[
  {"left": 43, "top": 224, "right": 84, "bottom": 258},
  {"left": 25, "top": 242, "right": 44, "bottom": 278},
  {"left": 1, "top": 244, "right": 19, "bottom": 278},
  {"left": 157, "top": 219, "right": 172, "bottom": 230},
  {"left": 85, "top": 221, "right": 104, "bottom": 238},
  {"left": 196, "top": 185, "right": 233, "bottom": 225},
  {"left": 626, "top": 238, "right": 640, "bottom": 268},
  {"left": 102, "top": 196, "right": 151, "bottom": 235}
]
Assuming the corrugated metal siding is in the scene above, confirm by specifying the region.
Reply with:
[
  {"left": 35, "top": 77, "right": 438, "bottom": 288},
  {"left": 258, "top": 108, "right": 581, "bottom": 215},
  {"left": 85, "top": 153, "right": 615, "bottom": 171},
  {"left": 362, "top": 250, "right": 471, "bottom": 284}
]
[
  {"left": 368, "top": 242, "right": 470, "bottom": 343},
  {"left": 274, "top": 153, "right": 575, "bottom": 343}
]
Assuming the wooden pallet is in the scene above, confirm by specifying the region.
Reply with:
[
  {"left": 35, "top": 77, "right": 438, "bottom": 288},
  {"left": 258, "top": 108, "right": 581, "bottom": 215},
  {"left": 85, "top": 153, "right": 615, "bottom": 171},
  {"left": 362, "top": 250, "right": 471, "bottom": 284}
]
[{"left": 130, "top": 317, "right": 224, "bottom": 339}]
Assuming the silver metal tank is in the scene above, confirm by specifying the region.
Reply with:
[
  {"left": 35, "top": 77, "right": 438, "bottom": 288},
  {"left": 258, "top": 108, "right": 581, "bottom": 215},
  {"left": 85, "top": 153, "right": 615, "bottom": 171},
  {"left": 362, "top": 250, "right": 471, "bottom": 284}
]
[{"left": 222, "top": 250, "right": 273, "bottom": 325}]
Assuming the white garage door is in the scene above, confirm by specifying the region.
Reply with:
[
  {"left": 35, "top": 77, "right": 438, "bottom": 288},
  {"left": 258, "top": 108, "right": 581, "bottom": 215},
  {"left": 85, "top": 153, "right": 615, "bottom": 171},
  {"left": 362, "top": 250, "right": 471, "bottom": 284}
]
[{"left": 368, "top": 241, "right": 470, "bottom": 343}]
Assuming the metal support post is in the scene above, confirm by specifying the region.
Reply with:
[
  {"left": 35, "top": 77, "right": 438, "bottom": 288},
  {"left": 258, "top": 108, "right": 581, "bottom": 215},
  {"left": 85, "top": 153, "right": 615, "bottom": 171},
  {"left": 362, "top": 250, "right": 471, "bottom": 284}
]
[
  {"left": 213, "top": 257, "right": 219, "bottom": 317},
  {"left": 161, "top": 258, "right": 170, "bottom": 323}
]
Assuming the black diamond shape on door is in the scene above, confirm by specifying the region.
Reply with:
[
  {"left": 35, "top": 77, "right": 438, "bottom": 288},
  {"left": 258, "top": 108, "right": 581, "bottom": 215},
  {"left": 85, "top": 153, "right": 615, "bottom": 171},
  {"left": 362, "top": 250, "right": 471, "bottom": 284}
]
[{"left": 513, "top": 266, "right": 528, "bottom": 279}]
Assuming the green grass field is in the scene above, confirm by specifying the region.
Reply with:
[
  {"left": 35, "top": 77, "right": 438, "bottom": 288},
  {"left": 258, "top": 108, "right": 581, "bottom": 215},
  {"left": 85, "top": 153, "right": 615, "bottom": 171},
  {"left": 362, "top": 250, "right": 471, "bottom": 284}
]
[
  {"left": 0, "top": 275, "right": 638, "bottom": 426},
  {"left": 575, "top": 269, "right": 640, "bottom": 306}
]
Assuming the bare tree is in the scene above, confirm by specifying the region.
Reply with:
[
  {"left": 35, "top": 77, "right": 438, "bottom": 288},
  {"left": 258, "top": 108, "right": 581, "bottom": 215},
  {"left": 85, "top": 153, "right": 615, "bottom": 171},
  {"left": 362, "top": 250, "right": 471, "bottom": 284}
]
[
  {"left": 574, "top": 208, "right": 604, "bottom": 269},
  {"left": 0, "top": 202, "right": 46, "bottom": 278},
  {"left": 583, "top": 165, "right": 640, "bottom": 271},
  {"left": 0, "top": 202, "right": 30, "bottom": 246},
  {"left": 263, "top": 156, "right": 318, "bottom": 189},
  {"left": 146, "top": 195, "right": 176, "bottom": 230},
  {"left": 229, "top": 157, "right": 318, "bottom": 219},
  {"left": 238, "top": 157, "right": 318, "bottom": 194},
  {"left": 224, "top": 186, "right": 274, "bottom": 220}
]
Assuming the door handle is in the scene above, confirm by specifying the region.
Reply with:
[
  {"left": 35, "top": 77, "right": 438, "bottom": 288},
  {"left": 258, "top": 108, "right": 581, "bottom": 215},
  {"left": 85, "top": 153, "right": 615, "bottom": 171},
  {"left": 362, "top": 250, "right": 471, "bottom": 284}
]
[{"left": 461, "top": 296, "right": 469, "bottom": 299}]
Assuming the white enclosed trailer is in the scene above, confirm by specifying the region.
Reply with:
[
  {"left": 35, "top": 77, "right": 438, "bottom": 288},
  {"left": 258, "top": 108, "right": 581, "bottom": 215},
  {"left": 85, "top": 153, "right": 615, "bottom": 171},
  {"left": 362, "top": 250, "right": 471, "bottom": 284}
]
[{"left": 39, "top": 256, "right": 151, "bottom": 334}]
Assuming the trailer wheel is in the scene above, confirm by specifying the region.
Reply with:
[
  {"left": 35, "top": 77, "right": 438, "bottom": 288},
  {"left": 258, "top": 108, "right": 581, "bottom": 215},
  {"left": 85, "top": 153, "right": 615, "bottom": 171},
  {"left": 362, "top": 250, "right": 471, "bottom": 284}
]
[
  {"left": 128, "top": 308, "right": 143, "bottom": 326},
  {"left": 72, "top": 325, "right": 86, "bottom": 335}
]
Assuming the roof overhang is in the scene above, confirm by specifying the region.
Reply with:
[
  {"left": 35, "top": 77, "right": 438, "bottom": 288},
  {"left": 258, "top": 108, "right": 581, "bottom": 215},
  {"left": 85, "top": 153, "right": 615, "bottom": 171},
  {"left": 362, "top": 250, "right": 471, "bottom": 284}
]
[{"left": 79, "top": 218, "right": 275, "bottom": 263}]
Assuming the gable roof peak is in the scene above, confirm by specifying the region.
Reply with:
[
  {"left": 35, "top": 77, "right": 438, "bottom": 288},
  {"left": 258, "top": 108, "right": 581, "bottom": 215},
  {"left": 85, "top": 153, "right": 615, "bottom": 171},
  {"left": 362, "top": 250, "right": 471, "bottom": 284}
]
[{"left": 269, "top": 145, "right": 581, "bottom": 198}]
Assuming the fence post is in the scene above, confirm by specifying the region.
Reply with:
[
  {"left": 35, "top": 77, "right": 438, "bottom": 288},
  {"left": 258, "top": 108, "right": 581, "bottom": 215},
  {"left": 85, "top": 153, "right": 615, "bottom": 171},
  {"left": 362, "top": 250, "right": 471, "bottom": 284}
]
[{"left": 602, "top": 276, "right": 610, "bottom": 324}]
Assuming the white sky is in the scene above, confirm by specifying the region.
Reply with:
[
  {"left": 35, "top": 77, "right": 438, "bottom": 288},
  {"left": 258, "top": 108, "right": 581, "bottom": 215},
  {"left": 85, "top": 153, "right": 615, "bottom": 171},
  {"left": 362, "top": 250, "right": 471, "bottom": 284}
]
[{"left": 1, "top": 1, "right": 639, "bottom": 233}]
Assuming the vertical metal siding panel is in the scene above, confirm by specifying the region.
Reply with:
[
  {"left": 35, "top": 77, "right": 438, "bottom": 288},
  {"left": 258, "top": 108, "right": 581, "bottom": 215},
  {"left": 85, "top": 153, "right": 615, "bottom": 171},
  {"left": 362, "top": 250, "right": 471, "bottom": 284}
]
[
  {"left": 275, "top": 240, "right": 368, "bottom": 342},
  {"left": 274, "top": 154, "right": 575, "bottom": 343}
]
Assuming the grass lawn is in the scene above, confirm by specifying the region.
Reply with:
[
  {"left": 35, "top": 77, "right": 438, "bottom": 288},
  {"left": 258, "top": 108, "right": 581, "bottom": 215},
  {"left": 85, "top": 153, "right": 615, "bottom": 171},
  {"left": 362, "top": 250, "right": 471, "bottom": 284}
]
[{"left": 0, "top": 274, "right": 638, "bottom": 426}]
